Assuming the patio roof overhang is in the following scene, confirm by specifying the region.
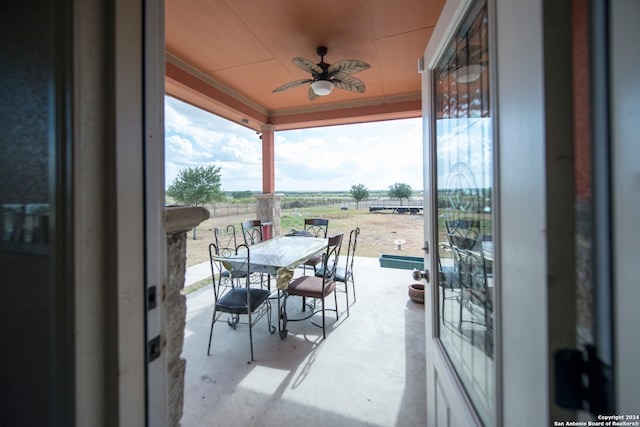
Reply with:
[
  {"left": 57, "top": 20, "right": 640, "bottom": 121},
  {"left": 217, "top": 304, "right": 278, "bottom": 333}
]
[{"left": 165, "top": 0, "right": 445, "bottom": 132}]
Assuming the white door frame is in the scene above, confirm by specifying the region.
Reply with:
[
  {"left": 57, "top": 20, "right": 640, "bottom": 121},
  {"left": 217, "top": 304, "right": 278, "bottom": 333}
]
[{"left": 144, "top": 0, "right": 169, "bottom": 425}]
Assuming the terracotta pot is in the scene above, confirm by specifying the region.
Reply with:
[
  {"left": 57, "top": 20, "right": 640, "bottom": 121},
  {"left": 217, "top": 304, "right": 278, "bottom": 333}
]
[{"left": 408, "top": 283, "right": 425, "bottom": 304}]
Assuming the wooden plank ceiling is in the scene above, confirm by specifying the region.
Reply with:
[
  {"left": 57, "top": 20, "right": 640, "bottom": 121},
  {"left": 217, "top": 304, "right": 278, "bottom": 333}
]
[{"left": 165, "top": 0, "right": 445, "bottom": 131}]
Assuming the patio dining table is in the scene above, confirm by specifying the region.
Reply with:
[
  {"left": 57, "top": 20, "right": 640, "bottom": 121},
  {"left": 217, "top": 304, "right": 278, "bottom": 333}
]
[
  {"left": 213, "top": 235, "right": 328, "bottom": 339},
  {"left": 246, "top": 235, "right": 328, "bottom": 290}
]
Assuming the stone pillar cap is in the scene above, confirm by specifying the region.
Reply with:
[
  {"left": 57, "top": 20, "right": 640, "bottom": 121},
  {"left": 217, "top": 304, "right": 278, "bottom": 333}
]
[{"left": 165, "top": 205, "right": 209, "bottom": 233}]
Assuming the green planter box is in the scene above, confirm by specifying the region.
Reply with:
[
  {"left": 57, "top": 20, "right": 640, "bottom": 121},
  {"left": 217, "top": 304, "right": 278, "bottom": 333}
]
[{"left": 378, "top": 254, "right": 424, "bottom": 270}]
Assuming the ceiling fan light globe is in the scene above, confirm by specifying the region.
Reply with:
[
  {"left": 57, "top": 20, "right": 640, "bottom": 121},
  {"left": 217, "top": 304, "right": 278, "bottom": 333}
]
[
  {"left": 311, "top": 80, "right": 334, "bottom": 96},
  {"left": 453, "top": 65, "right": 484, "bottom": 83}
]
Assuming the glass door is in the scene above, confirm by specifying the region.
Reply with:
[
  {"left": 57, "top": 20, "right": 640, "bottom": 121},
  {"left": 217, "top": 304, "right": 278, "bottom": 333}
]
[{"left": 432, "top": 1, "right": 495, "bottom": 424}]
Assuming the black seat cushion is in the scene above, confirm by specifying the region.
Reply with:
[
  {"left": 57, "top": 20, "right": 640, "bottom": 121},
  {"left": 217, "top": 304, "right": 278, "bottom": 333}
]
[
  {"left": 315, "top": 265, "right": 348, "bottom": 282},
  {"left": 288, "top": 276, "right": 335, "bottom": 298},
  {"left": 216, "top": 288, "right": 271, "bottom": 315}
]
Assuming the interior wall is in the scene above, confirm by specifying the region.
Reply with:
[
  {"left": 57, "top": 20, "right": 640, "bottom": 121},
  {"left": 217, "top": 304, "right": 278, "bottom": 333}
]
[
  {"left": 74, "top": 0, "right": 148, "bottom": 424},
  {"left": 74, "top": 0, "right": 109, "bottom": 424},
  {"left": 105, "top": 0, "right": 147, "bottom": 424}
]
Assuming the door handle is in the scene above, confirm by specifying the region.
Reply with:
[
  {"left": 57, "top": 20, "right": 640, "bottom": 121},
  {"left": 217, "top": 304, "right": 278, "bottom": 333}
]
[{"left": 412, "top": 269, "right": 430, "bottom": 283}]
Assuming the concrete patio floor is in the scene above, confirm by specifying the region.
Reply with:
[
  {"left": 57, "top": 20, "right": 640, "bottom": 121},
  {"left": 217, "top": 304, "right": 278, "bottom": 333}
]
[{"left": 180, "top": 256, "right": 427, "bottom": 427}]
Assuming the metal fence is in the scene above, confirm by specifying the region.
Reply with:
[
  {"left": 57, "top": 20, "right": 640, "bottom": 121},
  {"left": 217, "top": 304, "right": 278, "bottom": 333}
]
[{"left": 206, "top": 197, "right": 424, "bottom": 218}]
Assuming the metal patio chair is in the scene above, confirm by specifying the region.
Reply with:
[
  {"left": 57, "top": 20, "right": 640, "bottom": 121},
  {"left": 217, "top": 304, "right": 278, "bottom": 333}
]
[
  {"left": 282, "top": 232, "right": 344, "bottom": 340},
  {"left": 241, "top": 219, "right": 263, "bottom": 246},
  {"left": 316, "top": 227, "right": 360, "bottom": 316},
  {"left": 301, "top": 218, "right": 329, "bottom": 275},
  {"left": 207, "top": 243, "right": 276, "bottom": 361}
]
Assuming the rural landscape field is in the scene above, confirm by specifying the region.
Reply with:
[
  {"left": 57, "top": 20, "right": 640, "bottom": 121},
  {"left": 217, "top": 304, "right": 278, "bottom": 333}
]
[{"left": 185, "top": 203, "right": 425, "bottom": 268}]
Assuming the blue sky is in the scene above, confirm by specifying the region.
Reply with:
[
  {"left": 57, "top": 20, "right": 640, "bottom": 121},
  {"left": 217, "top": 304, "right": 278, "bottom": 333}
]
[{"left": 165, "top": 96, "right": 424, "bottom": 192}]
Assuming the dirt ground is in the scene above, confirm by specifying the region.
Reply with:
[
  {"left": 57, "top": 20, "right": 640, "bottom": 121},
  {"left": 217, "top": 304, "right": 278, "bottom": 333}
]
[{"left": 186, "top": 207, "right": 425, "bottom": 267}]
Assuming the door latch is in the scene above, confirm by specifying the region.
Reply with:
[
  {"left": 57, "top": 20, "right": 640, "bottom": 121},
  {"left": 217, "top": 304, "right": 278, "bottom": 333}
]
[
  {"left": 147, "top": 285, "right": 157, "bottom": 310},
  {"left": 148, "top": 335, "right": 161, "bottom": 362},
  {"left": 412, "top": 269, "right": 430, "bottom": 283}
]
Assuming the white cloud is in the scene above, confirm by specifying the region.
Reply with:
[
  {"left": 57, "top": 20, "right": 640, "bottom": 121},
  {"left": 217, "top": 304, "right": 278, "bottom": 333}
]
[
  {"left": 166, "top": 134, "right": 214, "bottom": 162},
  {"left": 165, "top": 96, "right": 424, "bottom": 192},
  {"left": 276, "top": 119, "right": 423, "bottom": 191}
]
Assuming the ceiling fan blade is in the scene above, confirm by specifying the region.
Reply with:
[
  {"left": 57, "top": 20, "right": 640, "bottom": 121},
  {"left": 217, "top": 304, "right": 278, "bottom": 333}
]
[
  {"left": 272, "top": 78, "right": 312, "bottom": 93},
  {"left": 292, "top": 57, "right": 323, "bottom": 76},
  {"left": 328, "top": 59, "right": 370, "bottom": 75},
  {"left": 307, "top": 86, "right": 320, "bottom": 101},
  {"left": 332, "top": 75, "right": 366, "bottom": 93}
]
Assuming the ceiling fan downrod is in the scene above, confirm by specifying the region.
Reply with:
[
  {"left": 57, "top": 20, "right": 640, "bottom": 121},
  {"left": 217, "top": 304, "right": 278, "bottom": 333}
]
[{"left": 316, "top": 46, "right": 328, "bottom": 60}]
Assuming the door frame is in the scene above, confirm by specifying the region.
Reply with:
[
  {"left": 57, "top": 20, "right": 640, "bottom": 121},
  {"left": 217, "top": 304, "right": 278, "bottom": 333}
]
[{"left": 144, "top": 0, "right": 169, "bottom": 425}]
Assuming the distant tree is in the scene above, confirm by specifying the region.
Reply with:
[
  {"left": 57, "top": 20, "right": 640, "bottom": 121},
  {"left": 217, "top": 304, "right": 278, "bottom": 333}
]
[
  {"left": 231, "top": 190, "right": 253, "bottom": 200},
  {"left": 167, "top": 165, "right": 224, "bottom": 206},
  {"left": 166, "top": 165, "right": 225, "bottom": 239},
  {"left": 350, "top": 184, "right": 369, "bottom": 209},
  {"left": 388, "top": 183, "right": 413, "bottom": 206}
]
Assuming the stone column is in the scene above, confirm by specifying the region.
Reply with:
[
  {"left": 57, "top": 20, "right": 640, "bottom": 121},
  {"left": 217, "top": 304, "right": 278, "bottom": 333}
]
[
  {"left": 254, "top": 193, "right": 283, "bottom": 238},
  {"left": 164, "top": 205, "right": 209, "bottom": 426}
]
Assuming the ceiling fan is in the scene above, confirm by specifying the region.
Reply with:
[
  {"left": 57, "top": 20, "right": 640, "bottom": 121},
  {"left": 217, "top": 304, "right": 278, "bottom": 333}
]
[{"left": 272, "top": 46, "right": 370, "bottom": 101}]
